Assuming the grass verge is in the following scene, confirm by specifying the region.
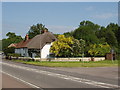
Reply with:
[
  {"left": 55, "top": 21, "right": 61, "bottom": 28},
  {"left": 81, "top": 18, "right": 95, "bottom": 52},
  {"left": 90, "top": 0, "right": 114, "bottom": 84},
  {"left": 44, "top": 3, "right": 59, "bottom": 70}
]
[{"left": 9, "top": 59, "right": 119, "bottom": 67}]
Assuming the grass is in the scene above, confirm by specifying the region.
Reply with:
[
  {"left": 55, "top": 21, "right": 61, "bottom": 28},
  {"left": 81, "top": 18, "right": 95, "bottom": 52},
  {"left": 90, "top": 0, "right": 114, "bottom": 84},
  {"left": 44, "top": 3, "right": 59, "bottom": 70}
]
[{"left": 10, "top": 59, "right": 119, "bottom": 67}]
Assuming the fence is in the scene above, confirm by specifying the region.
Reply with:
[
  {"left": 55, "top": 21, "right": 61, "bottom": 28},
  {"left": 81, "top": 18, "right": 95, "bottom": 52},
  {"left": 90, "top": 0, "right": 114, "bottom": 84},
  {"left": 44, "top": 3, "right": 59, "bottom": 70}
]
[
  {"left": 3, "top": 55, "right": 105, "bottom": 62},
  {"left": 14, "top": 57, "right": 105, "bottom": 62}
]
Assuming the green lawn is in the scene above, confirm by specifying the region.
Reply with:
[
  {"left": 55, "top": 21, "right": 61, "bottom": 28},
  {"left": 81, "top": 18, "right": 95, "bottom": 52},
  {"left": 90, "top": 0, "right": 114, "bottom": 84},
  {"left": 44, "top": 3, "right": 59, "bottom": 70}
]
[{"left": 10, "top": 59, "right": 119, "bottom": 67}]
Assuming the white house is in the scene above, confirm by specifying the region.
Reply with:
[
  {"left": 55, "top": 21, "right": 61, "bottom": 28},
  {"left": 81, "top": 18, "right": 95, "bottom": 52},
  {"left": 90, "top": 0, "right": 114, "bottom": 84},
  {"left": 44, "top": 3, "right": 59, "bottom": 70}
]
[
  {"left": 15, "top": 31, "right": 57, "bottom": 59},
  {"left": 26, "top": 31, "right": 57, "bottom": 58}
]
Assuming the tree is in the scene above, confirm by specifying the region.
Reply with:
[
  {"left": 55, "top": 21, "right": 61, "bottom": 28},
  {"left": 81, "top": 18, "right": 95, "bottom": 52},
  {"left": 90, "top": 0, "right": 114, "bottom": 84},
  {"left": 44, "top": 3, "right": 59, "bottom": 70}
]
[
  {"left": 28, "top": 23, "right": 48, "bottom": 39},
  {"left": 96, "top": 23, "right": 119, "bottom": 47},
  {"left": 59, "top": 21, "right": 119, "bottom": 57},
  {"left": 107, "top": 23, "right": 118, "bottom": 34},
  {"left": 79, "top": 20, "right": 100, "bottom": 31},
  {"left": 50, "top": 35, "right": 85, "bottom": 57},
  {"left": 63, "top": 31, "right": 74, "bottom": 37},
  {"left": 105, "top": 30, "right": 118, "bottom": 47},
  {"left": 6, "top": 32, "right": 16, "bottom": 38},
  {"left": 50, "top": 35, "right": 73, "bottom": 57},
  {"left": 73, "top": 21, "right": 100, "bottom": 45},
  {"left": 88, "top": 43, "right": 111, "bottom": 57},
  {"left": 4, "top": 47, "right": 15, "bottom": 56},
  {"left": 117, "top": 27, "right": 120, "bottom": 46},
  {"left": 2, "top": 32, "right": 23, "bottom": 55},
  {"left": 71, "top": 39, "right": 85, "bottom": 57}
]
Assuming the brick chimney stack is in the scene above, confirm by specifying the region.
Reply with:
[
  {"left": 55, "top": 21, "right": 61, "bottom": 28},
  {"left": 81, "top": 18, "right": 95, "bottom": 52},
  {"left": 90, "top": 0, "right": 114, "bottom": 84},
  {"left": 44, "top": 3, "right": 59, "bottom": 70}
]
[{"left": 25, "top": 34, "right": 29, "bottom": 41}]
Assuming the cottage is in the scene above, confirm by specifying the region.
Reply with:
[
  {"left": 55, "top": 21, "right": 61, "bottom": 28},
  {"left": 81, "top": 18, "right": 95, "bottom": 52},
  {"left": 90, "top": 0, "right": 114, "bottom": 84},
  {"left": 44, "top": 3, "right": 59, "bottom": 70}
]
[
  {"left": 15, "top": 31, "right": 57, "bottom": 59},
  {"left": 26, "top": 31, "right": 57, "bottom": 58}
]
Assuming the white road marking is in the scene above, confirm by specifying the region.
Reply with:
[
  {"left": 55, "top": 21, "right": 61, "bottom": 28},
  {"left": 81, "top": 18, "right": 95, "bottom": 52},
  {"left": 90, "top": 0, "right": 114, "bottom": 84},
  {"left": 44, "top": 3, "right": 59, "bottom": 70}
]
[
  {"left": 2, "top": 71, "right": 43, "bottom": 89},
  {"left": 2, "top": 62, "right": 119, "bottom": 88}
]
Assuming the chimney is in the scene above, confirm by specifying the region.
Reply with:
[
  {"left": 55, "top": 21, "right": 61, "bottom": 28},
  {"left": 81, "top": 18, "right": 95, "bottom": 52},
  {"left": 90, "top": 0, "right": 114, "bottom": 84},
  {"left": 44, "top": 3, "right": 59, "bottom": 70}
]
[
  {"left": 25, "top": 34, "right": 29, "bottom": 41},
  {"left": 43, "top": 28, "right": 48, "bottom": 33}
]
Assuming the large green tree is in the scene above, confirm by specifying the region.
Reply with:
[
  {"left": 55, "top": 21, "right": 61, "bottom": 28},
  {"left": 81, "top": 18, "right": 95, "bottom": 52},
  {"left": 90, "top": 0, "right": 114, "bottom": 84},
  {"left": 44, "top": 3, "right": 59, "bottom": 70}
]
[
  {"left": 73, "top": 21, "right": 100, "bottom": 45},
  {"left": 96, "top": 23, "right": 118, "bottom": 48},
  {"left": 63, "top": 21, "right": 119, "bottom": 57},
  {"left": 63, "top": 31, "right": 74, "bottom": 37},
  {"left": 2, "top": 32, "right": 23, "bottom": 55},
  {"left": 28, "top": 23, "right": 48, "bottom": 39},
  {"left": 105, "top": 30, "right": 118, "bottom": 47}
]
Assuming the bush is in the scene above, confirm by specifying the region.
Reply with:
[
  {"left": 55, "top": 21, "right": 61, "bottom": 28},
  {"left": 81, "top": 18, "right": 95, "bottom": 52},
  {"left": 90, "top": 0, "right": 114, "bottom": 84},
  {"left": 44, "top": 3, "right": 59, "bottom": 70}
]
[
  {"left": 3, "top": 47, "right": 15, "bottom": 56},
  {"left": 7, "top": 53, "right": 21, "bottom": 59}
]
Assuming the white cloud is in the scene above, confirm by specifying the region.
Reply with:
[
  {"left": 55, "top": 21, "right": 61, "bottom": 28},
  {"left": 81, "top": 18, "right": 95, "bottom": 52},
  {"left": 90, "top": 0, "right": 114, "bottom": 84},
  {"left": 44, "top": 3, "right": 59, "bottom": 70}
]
[
  {"left": 46, "top": 25, "right": 77, "bottom": 34},
  {"left": 94, "top": 13, "right": 118, "bottom": 19}
]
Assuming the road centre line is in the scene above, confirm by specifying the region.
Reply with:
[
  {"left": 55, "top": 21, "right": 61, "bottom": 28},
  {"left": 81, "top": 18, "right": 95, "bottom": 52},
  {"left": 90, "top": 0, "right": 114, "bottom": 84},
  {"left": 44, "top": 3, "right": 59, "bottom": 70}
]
[{"left": 2, "top": 62, "right": 119, "bottom": 88}]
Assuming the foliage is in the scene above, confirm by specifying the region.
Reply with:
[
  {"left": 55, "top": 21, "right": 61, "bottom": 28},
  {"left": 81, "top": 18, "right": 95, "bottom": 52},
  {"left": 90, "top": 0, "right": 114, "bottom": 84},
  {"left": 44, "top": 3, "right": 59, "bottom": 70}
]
[
  {"left": 8, "top": 53, "right": 21, "bottom": 57},
  {"left": 72, "top": 39, "right": 85, "bottom": 57},
  {"left": 2, "top": 32, "right": 23, "bottom": 55},
  {"left": 88, "top": 43, "right": 111, "bottom": 57},
  {"left": 2, "top": 32, "right": 23, "bottom": 49},
  {"left": 117, "top": 27, "right": 120, "bottom": 46},
  {"left": 64, "top": 20, "right": 119, "bottom": 57},
  {"left": 4, "top": 47, "right": 15, "bottom": 56},
  {"left": 96, "top": 23, "right": 119, "bottom": 47},
  {"left": 28, "top": 23, "right": 48, "bottom": 39},
  {"left": 73, "top": 21, "right": 100, "bottom": 45},
  {"left": 50, "top": 35, "right": 73, "bottom": 57},
  {"left": 50, "top": 35, "right": 85, "bottom": 57},
  {"left": 53, "top": 34, "right": 60, "bottom": 38},
  {"left": 63, "top": 31, "right": 74, "bottom": 37},
  {"left": 105, "top": 30, "right": 118, "bottom": 47}
]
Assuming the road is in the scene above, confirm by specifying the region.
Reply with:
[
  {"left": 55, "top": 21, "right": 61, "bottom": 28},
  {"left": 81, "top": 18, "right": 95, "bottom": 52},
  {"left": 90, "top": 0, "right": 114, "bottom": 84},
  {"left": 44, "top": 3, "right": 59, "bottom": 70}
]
[
  {"left": 1, "top": 59, "right": 119, "bottom": 89},
  {"left": 2, "top": 73, "right": 32, "bottom": 88}
]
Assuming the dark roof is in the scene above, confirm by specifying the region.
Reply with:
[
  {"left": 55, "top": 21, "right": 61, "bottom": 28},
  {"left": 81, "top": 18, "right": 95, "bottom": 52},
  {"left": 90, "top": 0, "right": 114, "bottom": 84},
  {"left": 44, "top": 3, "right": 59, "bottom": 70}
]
[
  {"left": 26, "top": 32, "right": 57, "bottom": 49},
  {"left": 16, "top": 39, "right": 31, "bottom": 48}
]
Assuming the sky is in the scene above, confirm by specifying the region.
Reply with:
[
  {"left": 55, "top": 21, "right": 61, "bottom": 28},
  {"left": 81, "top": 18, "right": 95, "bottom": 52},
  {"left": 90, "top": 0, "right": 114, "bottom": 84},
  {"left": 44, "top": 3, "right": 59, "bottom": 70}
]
[{"left": 2, "top": 2, "right": 118, "bottom": 39}]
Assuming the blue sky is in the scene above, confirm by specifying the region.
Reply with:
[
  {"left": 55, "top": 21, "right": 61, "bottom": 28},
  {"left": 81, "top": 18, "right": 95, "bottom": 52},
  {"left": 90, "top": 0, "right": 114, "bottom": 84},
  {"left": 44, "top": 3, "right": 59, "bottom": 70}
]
[{"left": 2, "top": 2, "right": 118, "bottom": 39}]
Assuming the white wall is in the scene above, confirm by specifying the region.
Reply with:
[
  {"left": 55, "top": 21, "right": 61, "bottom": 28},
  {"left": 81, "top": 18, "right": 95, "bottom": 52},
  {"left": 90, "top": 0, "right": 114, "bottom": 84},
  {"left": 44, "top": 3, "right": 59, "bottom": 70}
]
[{"left": 41, "top": 43, "right": 52, "bottom": 58}]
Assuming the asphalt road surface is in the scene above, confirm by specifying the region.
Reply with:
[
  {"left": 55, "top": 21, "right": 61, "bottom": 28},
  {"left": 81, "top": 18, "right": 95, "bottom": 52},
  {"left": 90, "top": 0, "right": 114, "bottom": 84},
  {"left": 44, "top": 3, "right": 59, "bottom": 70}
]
[
  {"left": 2, "top": 72, "right": 32, "bottom": 88},
  {"left": 1, "top": 59, "right": 119, "bottom": 89}
]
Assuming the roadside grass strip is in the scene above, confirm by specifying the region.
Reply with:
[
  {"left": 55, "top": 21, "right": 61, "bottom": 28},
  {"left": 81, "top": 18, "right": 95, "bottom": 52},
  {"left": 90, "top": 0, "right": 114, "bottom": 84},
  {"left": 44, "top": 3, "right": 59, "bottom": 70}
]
[
  {"left": 2, "top": 62, "right": 119, "bottom": 89},
  {"left": 13, "top": 60, "right": 118, "bottom": 67}
]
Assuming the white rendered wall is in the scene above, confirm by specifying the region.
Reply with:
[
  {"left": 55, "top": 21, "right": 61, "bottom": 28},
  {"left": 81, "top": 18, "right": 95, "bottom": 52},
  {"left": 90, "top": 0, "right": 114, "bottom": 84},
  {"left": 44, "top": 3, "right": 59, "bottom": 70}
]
[{"left": 41, "top": 43, "right": 52, "bottom": 58}]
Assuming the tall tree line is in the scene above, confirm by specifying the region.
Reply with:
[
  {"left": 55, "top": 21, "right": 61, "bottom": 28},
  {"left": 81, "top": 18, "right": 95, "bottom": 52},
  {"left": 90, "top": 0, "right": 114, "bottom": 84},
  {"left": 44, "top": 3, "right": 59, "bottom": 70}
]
[{"left": 64, "top": 21, "right": 120, "bottom": 58}]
